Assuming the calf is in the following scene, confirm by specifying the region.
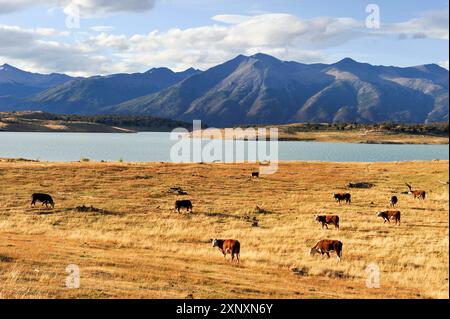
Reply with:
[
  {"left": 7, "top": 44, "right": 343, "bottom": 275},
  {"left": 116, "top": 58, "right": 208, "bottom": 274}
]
[
  {"left": 377, "top": 210, "right": 401, "bottom": 225},
  {"left": 334, "top": 193, "right": 351, "bottom": 204},
  {"left": 175, "top": 200, "right": 192, "bottom": 213},
  {"left": 309, "top": 240, "right": 343, "bottom": 262},
  {"left": 212, "top": 239, "right": 240, "bottom": 262},
  {"left": 390, "top": 196, "right": 398, "bottom": 207},
  {"left": 314, "top": 215, "right": 339, "bottom": 229},
  {"left": 31, "top": 193, "right": 55, "bottom": 208},
  {"left": 251, "top": 172, "right": 259, "bottom": 178}
]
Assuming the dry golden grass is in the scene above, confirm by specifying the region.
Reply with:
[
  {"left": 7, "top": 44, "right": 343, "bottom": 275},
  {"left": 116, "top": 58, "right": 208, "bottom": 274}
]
[{"left": 0, "top": 159, "right": 448, "bottom": 299}]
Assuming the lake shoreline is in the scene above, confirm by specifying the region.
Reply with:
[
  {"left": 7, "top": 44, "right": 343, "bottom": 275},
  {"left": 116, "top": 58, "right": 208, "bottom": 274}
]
[
  {"left": 1, "top": 157, "right": 448, "bottom": 165},
  {"left": 190, "top": 128, "right": 449, "bottom": 145}
]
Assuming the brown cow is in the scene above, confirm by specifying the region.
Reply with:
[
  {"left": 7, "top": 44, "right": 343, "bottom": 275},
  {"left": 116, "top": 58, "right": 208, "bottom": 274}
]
[
  {"left": 309, "top": 240, "right": 343, "bottom": 262},
  {"left": 334, "top": 193, "right": 351, "bottom": 204},
  {"left": 211, "top": 239, "right": 240, "bottom": 262},
  {"left": 405, "top": 183, "right": 426, "bottom": 200},
  {"left": 377, "top": 210, "right": 401, "bottom": 225},
  {"left": 314, "top": 215, "right": 339, "bottom": 229}
]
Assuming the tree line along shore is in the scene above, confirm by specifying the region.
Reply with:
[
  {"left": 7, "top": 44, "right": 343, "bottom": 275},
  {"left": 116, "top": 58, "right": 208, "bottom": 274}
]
[{"left": 0, "top": 111, "right": 448, "bottom": 144}]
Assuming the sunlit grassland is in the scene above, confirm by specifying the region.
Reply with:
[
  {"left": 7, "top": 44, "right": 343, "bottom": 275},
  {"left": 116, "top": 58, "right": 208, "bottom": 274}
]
[{"left": 0, "top": 159, "right": 448, "bottom": 298}]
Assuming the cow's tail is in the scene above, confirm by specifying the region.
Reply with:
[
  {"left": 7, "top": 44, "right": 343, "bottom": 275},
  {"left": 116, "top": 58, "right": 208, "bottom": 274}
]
[
  {"left": 337, "top": 242, "right": 343, "bottom": 259},
  {"left": 235, "top": 241, "right": 241, "bottom": 254}
]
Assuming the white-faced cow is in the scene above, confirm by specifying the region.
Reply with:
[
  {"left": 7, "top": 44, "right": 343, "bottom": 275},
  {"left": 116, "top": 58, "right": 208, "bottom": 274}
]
[
  {"left": 377, "top": 210, "right": 401, "bottom": 225},
  {"left": 314, "top": 215, "right": 340, "bottom": 229},
  {"left": 405, "top": 183, "right": 426, "bottom": 200},
  {"left": 309, "top": 239, "right": 343, "bottom": 262}
]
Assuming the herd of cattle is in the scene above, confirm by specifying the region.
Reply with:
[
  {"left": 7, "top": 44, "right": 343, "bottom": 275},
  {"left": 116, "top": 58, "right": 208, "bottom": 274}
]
[{"left": 30, "top": 174, "right": 427, "bottom": 263}]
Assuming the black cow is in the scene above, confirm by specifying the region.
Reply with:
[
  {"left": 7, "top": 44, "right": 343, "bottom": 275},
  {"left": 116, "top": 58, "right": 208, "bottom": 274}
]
[
  {"left": 390, "top": 196, "right": 398, "bottom": 207},
  {"left": 31, "top": 193, "right": 55, "bottom": 208},
  {"left": 175, "top": 200, "right": 193, "bottom": 213},
  {"left": 334, "top": 193, "right": 351, "bottom": 204}
]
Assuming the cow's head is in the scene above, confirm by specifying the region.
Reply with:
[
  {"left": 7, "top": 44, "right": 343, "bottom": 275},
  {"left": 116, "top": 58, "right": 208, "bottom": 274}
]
[
  {"left": 314, "top": 215, "right": 321, "bottom": 221},
  {"left": 212, "top": 239, "right": 219, "bottom": 247},
  {"left": 309, "top": 247, "right": 318, "bottom": 256},
  {"left": 376, "top": 211, "right": 384, "bottom": 217}
]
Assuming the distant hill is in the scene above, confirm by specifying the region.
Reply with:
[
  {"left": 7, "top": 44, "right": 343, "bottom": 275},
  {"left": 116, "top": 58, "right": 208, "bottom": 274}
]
[
  {"left": 0, "top": 111, "right": 193, "bottom": 133},
  {"left": 1, "top": 54, "right": 448, "bottom": 126},
  {"left": 26, "top": 67, "right": 201, "bottom": 114},
  {"left": 108, "top": 54, "right": 449, "bottom": 126},
  {"left": 0, "top": 63, "right": 74, "bottom": 108}
]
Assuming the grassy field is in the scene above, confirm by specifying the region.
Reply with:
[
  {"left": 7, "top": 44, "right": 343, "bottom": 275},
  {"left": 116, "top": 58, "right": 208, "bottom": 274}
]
[{"left": 0, "top": 159, "right": 448, "bottom": 299}]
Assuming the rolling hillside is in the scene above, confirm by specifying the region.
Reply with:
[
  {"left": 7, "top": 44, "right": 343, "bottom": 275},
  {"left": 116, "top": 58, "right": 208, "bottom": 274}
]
[
  {"left": 108, "top": 54, "right": 449, "bottom": 126},
  {"left": 1, "top": 55, "right": 448, "bottom": 126}
]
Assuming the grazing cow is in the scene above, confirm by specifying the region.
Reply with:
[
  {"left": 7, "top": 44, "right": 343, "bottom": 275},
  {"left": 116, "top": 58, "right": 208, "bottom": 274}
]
[
  {"left": 31, "top": 193, "right": 55, "bottom": 208},
  {"left": 405, "top": 183, "right": 426, "bottom": 200},
  {"left": 309, "top": 240, "right": 343, "bottom": 262},
  {"left": 377, "top": 210, "right": 401, "bottom": 225},
  {"left": 390, "top": 196, "right": 398, "bottom": 207},
  {"left": 251, "top": 172, "right": 259, "bottom": 178},
  {"left": 410, "top": 190, "right": 426, "bottom": 200},
  {"left": 175, "top": 200, "right": 192, "bottom": 213},
  {"left": 211, "top": 239, "right": 240, "bottom": 262},
  {"left": 334, "top": 193, "right": 351, "bottom": 204},
  {"left": 314, "top": 215, "right": 340, "bottom": 229}
]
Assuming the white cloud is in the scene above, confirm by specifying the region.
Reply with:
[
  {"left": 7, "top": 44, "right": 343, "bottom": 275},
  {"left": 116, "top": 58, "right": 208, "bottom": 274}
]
[
  {"left": 81, "top": 13, "right": 363, "bottom": 73},
  {"left": 0, "top": 0, "right": 157, "bottom": 16},
  {"left": 439, "top": 60, "right": 449, "bottom": 70},
  {"left": 0, "top": 11, "right": 448, "bottom": 76},
  {"left": 382, "top": 11, "right": 449, "bottom": 40},
  {"left": 0, "top": 24, "right": 111, "bottom": 76}
]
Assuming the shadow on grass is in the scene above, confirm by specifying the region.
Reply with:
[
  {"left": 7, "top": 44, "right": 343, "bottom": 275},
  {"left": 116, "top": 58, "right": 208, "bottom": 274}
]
[
  {"left": 0, "top": 255, "right": 14, "bottom": 262},
  {"left": 74, "top": 205, "right": 124, "bottom": 216}
]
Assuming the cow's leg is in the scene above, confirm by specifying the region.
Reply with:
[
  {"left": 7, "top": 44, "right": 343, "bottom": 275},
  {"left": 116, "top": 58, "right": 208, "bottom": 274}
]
[
  {"left": 31, "top": 200, "right": 35, "bottom": 207},
  {"left": 324, "top": 223, "right": 328, "bottom": 229},
  {"left": 326, "top": 252, "right": 330, "bottom": 258}
]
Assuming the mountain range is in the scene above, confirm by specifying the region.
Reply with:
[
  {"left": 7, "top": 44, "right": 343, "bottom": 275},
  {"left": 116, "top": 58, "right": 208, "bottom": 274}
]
[{"left": 0, "top": 54, "right": 448, "bottom": 126}]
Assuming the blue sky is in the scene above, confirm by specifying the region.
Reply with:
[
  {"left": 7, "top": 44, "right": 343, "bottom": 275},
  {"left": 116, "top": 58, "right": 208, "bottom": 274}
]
[{"left": 0, "top": 0, "right": 448, "bottom": 76}]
